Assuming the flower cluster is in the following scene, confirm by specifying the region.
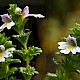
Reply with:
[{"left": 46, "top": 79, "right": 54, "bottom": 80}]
[
  {"left": 0, "top": 5, "right": 45, "bottom": 32},
  {"left": 15, "top": 6, "right": 45, "bottom": 19},
  {"left": 0, "top": 4, "right": 44, "bottom": 80}
]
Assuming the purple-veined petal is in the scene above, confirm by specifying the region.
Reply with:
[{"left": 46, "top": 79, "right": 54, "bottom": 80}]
[
  {"left": 66, "top": 35, "right": 77, "bottom": 46},
  {"left": 0, "top": 14, "right": 12, "bottom": 23},
  {"left": 22, "top": 6, "right": 29, "bottom": 17}
]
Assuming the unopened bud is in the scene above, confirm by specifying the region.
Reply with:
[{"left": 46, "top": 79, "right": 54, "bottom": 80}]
[
  {"left": 0, "top": 45, "right": 5, "bottom": 52},
  {"left": 15, "top": 7, "right": 22, "bottom": 14}
]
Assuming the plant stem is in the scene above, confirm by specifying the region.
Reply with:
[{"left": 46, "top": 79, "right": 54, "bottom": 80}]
[
  {"left": 5, "top": 63, "right": 9, "bottom": 80},
  {"left": 26, "top": 57, "right": 30, "bottom": 68},
  {"left": 24, "top": 43, "right": 27, "bottom": 49}
]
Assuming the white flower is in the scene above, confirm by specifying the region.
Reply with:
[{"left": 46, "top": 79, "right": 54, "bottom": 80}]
[
  {"left": 0, "top": 14, "right": 15, "bottom": 32},
  {"left": 58, "top": 35, "right": 80, "bottom": 54},
  {"left": 0, "top": 45, "right": 15, "bottom": 62},
  {"left": 22, "top": 6, "right": 45, "bottom": 20}
]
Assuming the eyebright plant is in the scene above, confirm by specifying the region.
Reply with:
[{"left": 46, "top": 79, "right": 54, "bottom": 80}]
[
  {"left": 0, "top": 4, "right": 44, "bottom": 80},
  {"left": 46, "top": 23, "right": 80, "bottom": 80}
]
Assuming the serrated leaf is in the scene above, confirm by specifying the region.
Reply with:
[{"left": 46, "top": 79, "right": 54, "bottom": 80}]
[
  {"left": 7, "top": 67, "right": 18, "bottom": 76},
  {"left": 47, "top": 72, "right": 57, "bottom": 77},
  {"left": 12, "top": 32, "right": 31, "bottom": 48},
  {"left": 0, "top": 33, "right": 9, "bottom": 45},
  {"left": 28, "top": 46, "right": 42, "bottom": 57},
  {"left": 20, "top": 66, "right": 38, "bottom": 76},
  {"left": 11, "top": 59, "right": 21, "bottom": 63},
  {"left": 7, "top": 4, "right": 17, "bottom": 16}
]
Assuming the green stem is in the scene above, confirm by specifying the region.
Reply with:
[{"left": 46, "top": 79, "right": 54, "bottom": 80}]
[
  {"left": 5, "top": 63, "right": 9, "bottom": 80},
  {"left": 23, "top": 43, "right": 27, "bottom": 49},
  {"left": 23, "top": 74, "right": 31, "bottom": 80},
  {"left": 26, "top": 57, "right": 30, "bottom": 68}
]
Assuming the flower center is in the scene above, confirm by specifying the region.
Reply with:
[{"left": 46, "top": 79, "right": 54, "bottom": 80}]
[
  {"left": 0, "top": 53, "right": 4, "bottom": 58},
  {"left": 3, "top": 23, "right": 8, "bottom": 27},
  {"left": 66, "top": 45, "right": 73, "bottom": 50},
  {"left": 21, "top": 15, "right": 26, "bottom": 20}
]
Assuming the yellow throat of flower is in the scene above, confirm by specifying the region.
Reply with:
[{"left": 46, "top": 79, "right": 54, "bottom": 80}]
[
  {"left": 3, "top": 23, "right": 8, "bottom": 27},
  {"left": 21, "top": 16, "right": 26, "bottom": 21},
  {"left": 66, "top": 45, "right": 73, "bottom": 50},
  {"left": 0, "top": 53, "right": 4, "bottom": 58}
]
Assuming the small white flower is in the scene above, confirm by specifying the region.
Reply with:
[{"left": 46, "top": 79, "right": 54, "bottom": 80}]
[
  {"left": 58, "top": 35, "right": 80, "bottom": 54},
  {"left": 0, "top": 14, "right": 15, "bottom": 32},
  {"left": 0, "top": 45, "right": 15, "bottom": 62},
  {"left": 22, "top": 6, "right": 45, "bottom": 20}
]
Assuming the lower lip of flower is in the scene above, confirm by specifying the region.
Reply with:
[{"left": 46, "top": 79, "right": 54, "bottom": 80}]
[{"left": 66, "top": 45, "right": 73, "bottom": 50}]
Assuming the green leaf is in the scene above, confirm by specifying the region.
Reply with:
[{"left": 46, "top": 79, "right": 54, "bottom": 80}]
[
  {"left": 70, "top": 23, "right": 80, "bottom": 45},
  {"left": 13, "top": 31, "right": 31, "bottom": 48},
  {"left": 47, "top": 72, "right": 57, "bottom": 77},
  {"left": 0, "top": 70, "right": 6, "bottom": 79},
  {"left": 20, "top": 66, "right": 38, "bottom": 76},
  {"left": 11, "top": 59, "right": 21, "bottom": 63},
  {"left": 27, "top": 46, "right": 42, "bottom": 57},
  {"left": 47, "top": 70, "right": 72, "bottom": 80},
  {"left": 7, "top": 4, "right": 17, "bottom": 16},
  {"left": 6, "top": 67, "right": 18, "bottom": 77},
  {"left": 9, "top": 76, "right": 16, "bottom": 80},
  {"left": 0, "top": 33, "right": 9, "bottom": 45}
]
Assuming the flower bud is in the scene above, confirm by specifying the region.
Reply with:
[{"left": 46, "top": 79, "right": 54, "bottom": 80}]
[
  {"left": 0, "top": 45, "right": 5, "bottom": 52},
  {"left": 15, "top": 7, "right": 22, "bottom": 14}
]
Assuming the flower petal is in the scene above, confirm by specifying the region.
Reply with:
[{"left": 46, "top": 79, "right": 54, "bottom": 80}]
[
  {"left": 58, "top": 45, "right": 66, "bottom": 49},
  {"left": 66, "top": 35, "right": 77, "bottom": 46},
  {"left": 6, "top": 48, "right": 15, "bottom": 52},
  {"left": 60, "top": 49, "right": 70, "bottom": 54},
  {"left": 4, "top": 51, "right": 12, "bottom": 58},
  {"left": 28, "top": 14, "right": 45, "bottom": 18},
  {"left": 76, "top": 46, "right": 80, "bottom": 53},
  {"left": 22, "top": 6, "right": 29, "bottom": 17},
  {"left": 71, "top": 47, "right": 76, "bottom": 54},
  {"left": 0, "top": 14, "right": 12, "bottom": 23},
  {"left": 0, "top": 23, "right": 8, "bottom": 31},
  {"left": 58, "top": 42, "right": 68, "bottom": 45},
  {"left": 7, "top": 21, "right": 15, "bottom": 29},
  {"left": 0, "top": 57, "right": 5, "bottom": 62}
]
